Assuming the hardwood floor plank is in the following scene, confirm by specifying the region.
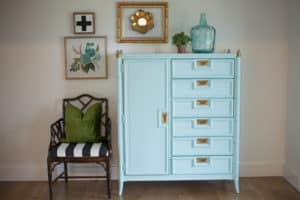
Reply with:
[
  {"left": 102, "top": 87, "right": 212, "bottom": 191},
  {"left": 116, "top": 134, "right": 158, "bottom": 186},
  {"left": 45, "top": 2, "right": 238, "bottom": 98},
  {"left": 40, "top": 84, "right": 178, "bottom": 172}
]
[{"left": 0, "top": 177, "right": 299, "bottom": 200}]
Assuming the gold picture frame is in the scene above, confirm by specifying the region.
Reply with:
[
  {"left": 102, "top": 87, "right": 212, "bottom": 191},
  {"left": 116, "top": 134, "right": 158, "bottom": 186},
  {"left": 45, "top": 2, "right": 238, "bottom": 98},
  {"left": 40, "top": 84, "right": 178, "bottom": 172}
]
[
  {"left": 64, "top": 36, "right": 108, "bottom": 80},
  {"left": 117, "top": 2, "right": 168, "bottom": 43}
]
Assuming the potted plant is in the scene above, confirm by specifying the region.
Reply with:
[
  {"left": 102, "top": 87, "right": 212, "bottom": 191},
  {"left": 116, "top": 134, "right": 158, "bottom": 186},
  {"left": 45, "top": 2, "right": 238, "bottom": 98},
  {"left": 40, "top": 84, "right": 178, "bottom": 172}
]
[{"left": 172, "top": 32, "right": 191, "bottom": 53}]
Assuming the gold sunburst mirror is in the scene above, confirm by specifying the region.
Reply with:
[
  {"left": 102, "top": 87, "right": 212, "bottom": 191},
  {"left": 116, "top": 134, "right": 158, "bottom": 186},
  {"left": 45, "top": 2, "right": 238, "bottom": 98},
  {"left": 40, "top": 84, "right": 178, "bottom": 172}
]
[{"left": 130, "top": 9, "right": 154, "bottom": 34}]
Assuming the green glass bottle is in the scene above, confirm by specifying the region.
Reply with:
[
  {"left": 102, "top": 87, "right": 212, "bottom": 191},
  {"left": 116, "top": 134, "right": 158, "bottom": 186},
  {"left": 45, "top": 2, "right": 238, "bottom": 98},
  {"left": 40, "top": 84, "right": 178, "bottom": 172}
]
[{"left": 190, "top": 13, "right": 216, "bottom": 53}]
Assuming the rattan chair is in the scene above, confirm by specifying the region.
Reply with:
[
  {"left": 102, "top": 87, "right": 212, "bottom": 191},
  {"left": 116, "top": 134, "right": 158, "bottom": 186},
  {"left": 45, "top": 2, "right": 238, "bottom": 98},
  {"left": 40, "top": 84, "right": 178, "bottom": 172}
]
[{"left": 47, "top": 94, "right": 112, "bottom": 199}]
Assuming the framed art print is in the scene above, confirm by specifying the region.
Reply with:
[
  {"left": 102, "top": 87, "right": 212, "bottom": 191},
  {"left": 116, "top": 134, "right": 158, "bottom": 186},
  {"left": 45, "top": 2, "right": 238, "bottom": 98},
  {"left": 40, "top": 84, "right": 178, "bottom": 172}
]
[
  {"left": 64, "top": 36, "right": 107, "bottom": 79},
  {"left": 117, "top": 2, "right": 168, "bottom": 43},
  {"left": 73, "top": 12, "right": 95, "bottom": 34}
]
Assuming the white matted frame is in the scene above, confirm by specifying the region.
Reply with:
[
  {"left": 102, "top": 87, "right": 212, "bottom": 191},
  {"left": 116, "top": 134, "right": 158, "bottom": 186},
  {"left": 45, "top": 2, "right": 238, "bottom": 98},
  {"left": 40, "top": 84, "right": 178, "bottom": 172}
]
[
  {"left": 64, "top": 36, "right": 108, "bottom": 80},
  {"left": 117, "top": 2, "right": 168, "bottom": 43},
  {"left": 73, "top": 12, "right": 95, "bottom": 34}
]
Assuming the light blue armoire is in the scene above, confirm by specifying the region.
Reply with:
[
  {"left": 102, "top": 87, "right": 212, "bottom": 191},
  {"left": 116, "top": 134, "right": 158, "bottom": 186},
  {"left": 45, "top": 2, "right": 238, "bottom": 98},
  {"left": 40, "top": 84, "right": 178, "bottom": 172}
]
[{"left": 118, "top": 53, "right": 241, "bottom": 195}]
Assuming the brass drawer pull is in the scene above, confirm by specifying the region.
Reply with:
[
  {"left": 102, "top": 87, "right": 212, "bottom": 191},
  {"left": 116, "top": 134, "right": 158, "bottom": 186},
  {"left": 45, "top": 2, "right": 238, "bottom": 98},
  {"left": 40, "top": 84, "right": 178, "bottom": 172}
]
[
  {"left": 197, "top": 119, "right": 209, "bottom": 125},
  {"left": 196, "top": 80, "right": 209, "bottom": 86},
  {"left": 196, "top": 100, "right": 209, "bottom": 106},
  {"left": 196, "top": 138, "right": 209, "bottom": 144},
  {"left": 196, "top": 157, "right": 209, "bottom": 163},
  {"left": 162, "top": 112, "right": 167, "bottom": 124},
  {"left": 196, "top": 60, "right": 209, "bottom": 67}
]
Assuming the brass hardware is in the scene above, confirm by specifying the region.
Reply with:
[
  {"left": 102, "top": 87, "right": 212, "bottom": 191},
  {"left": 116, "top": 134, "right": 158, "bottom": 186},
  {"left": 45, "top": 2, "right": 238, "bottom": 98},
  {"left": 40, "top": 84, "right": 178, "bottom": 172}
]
[
  {"left": 115, "top": 49, "right": 123, "bottom": 58},
  {"left": 196, "top": 138, "right": 209, "bottom": 144},
  {"left": 224, "top": 48, "right": 231, "bottom": 53},
  {"left": 196, "top": 60, "right": 209, "bottom": 67},
  {"left": 196, "top": 157, "right": 208, "bottom": 163},
  {"left": 196, "top": 80, "right": 209, "bottom": 86},
  {"left": 162, "top": 112, "right": 167, "bottom": 124},
  {"left": 197, "top": 119, "right": 209, "bottom": 125},
  {"left": 196, "top": 100, "right": 209, "bottom": 106},
  {"left": 237, "top": 49, "right": 241, "bottom": 57}
]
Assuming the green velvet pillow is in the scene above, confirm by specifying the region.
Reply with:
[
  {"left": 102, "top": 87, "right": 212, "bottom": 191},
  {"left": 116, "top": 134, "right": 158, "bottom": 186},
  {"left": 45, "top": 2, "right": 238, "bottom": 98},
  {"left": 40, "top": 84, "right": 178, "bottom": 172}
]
[{"left": 64, "top": 103, "right": 102, "bottom": 143}]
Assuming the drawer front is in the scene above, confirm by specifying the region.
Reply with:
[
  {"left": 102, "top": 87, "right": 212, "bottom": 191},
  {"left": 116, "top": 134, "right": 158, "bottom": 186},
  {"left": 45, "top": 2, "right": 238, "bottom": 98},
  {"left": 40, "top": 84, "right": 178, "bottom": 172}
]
[
  {"left": 173, "top": 79, "right": 233, "bottom": 98},
  {"left": 173, "top": 118, "right": 233, "bottom": 137},
  {"left": 173, "top": 137, "right": 233, "bottom": 156},
  {"left": 172, "top": 59, "right": 234, "bottom": 78},
  {"left": 173, "top": 99, "right": 233, "bottom": 117},
  {"left": 172, "top": 156, "right": 232, "bottom": 175}
]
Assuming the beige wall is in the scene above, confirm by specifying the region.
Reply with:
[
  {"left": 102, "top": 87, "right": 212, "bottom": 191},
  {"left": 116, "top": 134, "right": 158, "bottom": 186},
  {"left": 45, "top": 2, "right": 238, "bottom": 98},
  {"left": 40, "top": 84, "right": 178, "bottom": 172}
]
[
  {"left": 0, "top": 0, "right": 288, "bottom": 180},
  {"left": 285, "top": 0, "right": 300, "bottom": 192}
]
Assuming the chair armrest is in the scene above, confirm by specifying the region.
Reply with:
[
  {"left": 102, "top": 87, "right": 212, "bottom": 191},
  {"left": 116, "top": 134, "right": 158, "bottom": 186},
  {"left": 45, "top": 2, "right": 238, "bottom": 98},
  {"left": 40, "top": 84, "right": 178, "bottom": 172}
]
[{"left": 49, "top": 118, "right": 64, "bottom": 148}]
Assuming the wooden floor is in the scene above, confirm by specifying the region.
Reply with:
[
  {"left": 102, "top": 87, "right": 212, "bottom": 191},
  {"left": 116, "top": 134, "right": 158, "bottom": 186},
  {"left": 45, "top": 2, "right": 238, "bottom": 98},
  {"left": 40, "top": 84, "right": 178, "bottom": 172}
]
[{"left": 0, "top": 177, "right": 299, "bottom": 200}]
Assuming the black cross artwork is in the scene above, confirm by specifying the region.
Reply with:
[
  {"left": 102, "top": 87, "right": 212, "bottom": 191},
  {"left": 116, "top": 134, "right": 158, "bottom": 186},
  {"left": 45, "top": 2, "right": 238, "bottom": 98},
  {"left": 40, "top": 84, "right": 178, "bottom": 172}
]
[{"left": 76, "top": 16, "right": 92, "bottom": 31}]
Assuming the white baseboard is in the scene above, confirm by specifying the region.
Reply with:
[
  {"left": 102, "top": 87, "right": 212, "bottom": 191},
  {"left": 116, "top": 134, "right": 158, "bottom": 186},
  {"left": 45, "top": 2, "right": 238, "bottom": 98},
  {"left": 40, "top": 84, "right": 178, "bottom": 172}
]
[
  {"left": 0, "top": 165, "right": 47, "bottom": 181},
  {"left": 0, "top": 162, "right": 284, "bottom": 181},
  {"left": 283, "top": 165, "right": 300, "bottom": 192},
  {"left": 0, "top": 164, "right": 119, "bottom": 181},
  {"left": 240, "top": 162, "right": 284, "bottom": 177}
]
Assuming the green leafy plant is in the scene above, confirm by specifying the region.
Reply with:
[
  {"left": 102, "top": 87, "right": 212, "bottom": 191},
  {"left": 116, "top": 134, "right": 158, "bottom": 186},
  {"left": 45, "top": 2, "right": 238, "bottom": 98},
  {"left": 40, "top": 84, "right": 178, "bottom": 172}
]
[{"left": 172, "top": 32, "right": 191, "bottom": 47}]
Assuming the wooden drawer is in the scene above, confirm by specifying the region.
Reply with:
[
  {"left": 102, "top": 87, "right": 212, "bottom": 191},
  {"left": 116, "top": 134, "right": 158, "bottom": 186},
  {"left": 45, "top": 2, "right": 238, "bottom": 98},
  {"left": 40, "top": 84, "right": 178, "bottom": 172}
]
[
  {"left": 173, "top": 79, "right": 233, "bottom": 98},
  {"left": 172, "top": 59, "right": 234, "bottom": 78},
  {"left": 173, "top": 118, "right": 233, "bottom": 137},
  {"left": 173, "top": 99, "right": 233, "bottom": 117},
  {"left": 172, "top": 156, "right": 232, "bottom": 175},
  {"left": 173, "top": 137, "right": 233, "bottom": 156}
]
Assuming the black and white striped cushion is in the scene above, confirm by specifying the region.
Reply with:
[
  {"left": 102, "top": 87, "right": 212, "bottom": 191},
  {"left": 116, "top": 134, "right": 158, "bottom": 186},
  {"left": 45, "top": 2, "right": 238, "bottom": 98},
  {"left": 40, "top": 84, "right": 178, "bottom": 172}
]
[{"left": 49, "top": 143, "right": 109, "bottom": 158}]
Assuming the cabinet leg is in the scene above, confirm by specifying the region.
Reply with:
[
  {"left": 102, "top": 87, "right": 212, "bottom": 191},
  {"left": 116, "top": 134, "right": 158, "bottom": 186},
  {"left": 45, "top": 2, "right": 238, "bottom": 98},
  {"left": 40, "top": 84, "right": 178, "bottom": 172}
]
[
  {"left": 234, "top": 179, "right": 240, "bottom": 193},
  {"left": 119, "top": 180, "right": 124, "bottom": 196}
]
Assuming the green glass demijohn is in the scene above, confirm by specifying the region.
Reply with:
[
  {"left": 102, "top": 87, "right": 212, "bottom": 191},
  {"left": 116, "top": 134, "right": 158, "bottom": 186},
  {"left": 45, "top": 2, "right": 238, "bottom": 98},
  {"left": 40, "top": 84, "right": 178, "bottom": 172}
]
[{"left": 190, "top": 13, "right": 216, "bottom": 53}]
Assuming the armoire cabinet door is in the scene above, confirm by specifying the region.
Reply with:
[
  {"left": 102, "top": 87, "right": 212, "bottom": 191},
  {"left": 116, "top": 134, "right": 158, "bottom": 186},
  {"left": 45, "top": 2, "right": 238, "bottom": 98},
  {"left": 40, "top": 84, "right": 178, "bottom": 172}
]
[{"left": 123, "top": 59, "right": 169, "bottom": 175}]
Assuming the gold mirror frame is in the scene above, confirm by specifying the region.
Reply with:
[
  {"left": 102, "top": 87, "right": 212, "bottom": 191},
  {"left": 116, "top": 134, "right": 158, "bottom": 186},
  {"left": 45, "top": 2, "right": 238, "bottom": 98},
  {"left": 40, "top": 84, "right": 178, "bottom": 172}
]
[
  {"left": 117, "top": 2, "right": 168, "bottom": 43},
  {"left": 130, "top": 9, "right": 154, "bottom": 34}
]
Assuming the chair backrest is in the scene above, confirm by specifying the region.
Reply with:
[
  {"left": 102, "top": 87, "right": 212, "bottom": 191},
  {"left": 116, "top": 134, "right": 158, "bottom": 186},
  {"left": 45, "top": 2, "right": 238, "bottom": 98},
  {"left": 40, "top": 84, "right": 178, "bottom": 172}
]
[{"left": 62, "top": 94, "right": 109, "bottom": 139}]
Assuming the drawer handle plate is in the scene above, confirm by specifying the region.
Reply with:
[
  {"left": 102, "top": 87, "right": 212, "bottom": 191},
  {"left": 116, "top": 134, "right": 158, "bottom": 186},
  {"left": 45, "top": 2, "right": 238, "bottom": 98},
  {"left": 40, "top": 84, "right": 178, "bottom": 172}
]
[
  {"left": 196, "top": 157, "right": 209, "bottom": 163},
  {"left": 162, "top": 112, "right": 167, "bottom": 124},
  {"left": 196, "top": 60, "right": 209, "bottom": 67},
  {"left": 196, "top": 138, "right": 209, "bottom": 144},
  {"left": 196, "top": 100, "right": 209, "bottom": 106},
  {"left": 197, "top": 119, "right": 209, "bottom": 125},
  {"left": 196, "top": 80, "right": 209, "bottom": 86}
]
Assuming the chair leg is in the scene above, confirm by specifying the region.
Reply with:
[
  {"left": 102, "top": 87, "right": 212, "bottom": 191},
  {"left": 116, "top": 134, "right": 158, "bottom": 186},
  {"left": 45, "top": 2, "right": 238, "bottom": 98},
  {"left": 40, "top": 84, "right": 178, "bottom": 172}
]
[
  {"left": 106, "top": 160, "right": 111, "bottom": 199},
  {"left": 47, "top": 161, "right": 53, "bottom": 200},
  {"left": 63, "top": 162, "right": 68, "bottom": 183}
]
